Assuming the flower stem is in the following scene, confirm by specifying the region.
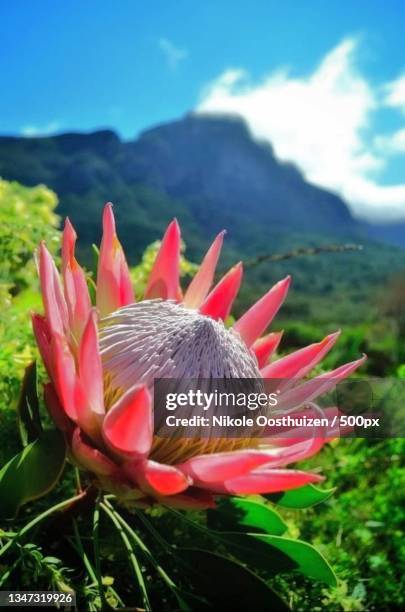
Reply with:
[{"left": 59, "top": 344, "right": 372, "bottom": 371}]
[
  {"left": 100, "top": 501, "right": 151, "bottom": 611},
  {"left": 70, "top": 522, "right": 126, "bottom": 611},
  {"left": 93, "top": 495, "right": 106, "bottom": 608},
  {"left": 71, "top": 519, "right": 98, "bottom": 587}
]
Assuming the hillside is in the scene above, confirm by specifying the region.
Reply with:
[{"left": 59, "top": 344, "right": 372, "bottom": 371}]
[
  {"left": 0, "top": 114, "right": 360, "bottom": 258},
  {"left": 0, "top": 113, "right": 404, "bottom": 331}
]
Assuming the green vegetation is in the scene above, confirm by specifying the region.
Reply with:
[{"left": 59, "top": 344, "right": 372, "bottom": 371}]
[
  {"left": 0, "top": 180, "right": 59, "bottom": 464},
  {"left": 0, "top": 178, "right": 404, "bottom": 610}
]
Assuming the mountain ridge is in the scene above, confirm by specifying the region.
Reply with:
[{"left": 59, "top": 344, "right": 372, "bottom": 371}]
[
  {"left": 0, "top": 113, "right": 402, "bottom": 257},
  {"left": 1, "top": 113, "right": 405, "bottom": 329}
]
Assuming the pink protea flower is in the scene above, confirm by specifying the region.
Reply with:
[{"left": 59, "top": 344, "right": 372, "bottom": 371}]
[{"left": 32, "top": 203, "right": 365, "bottom": 509}]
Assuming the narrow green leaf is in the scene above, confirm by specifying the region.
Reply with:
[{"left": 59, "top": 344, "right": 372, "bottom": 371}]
[
  {"left": 208, "top": 497, "right": 288, "bottom": 535},
  {"left": 178, "top": 548, "right": 290, "bottom": 610},
  {"left": 87, "top": 276, "right": 97, "bottom": 305},
  {"left": 0, "top": 430, "right": 66, "bottom": 519},
  {"left": 16, "top": 362, "right": 42, "bottom": 446},
  {"left": 265, "top": 483, "right": 335, "bottom": 508}
]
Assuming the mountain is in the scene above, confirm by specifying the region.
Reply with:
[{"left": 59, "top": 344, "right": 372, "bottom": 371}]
[
  {"left": 125, "top": 114, "right": 358, "bottom": 242},
  {"left": 0, "top": 114, "right": 360, "bottom": 261},
  {"left": 0, "top": 113, "right": 404, "bottom": 330}
]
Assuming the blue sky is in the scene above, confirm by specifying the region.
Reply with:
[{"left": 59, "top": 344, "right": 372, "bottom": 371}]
[{"left": 1, "top": 0, "right": 405, "bottom": 220}]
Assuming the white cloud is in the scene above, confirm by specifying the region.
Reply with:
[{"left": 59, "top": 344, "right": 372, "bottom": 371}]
[
  {"left": 384, "top": 75, "right": 405, "bottom": 113},
  {"left": 158, "top": 37, "right": 187, "bottom": 70},
  {"left": 21, "top": 121, "right": 61, "bottom": 137},
  {"left": 375, "top": 128, "right": 405, "bottom": 155},
  {"left": 197, "top": 39, "right": 405, "bottom": 221}
]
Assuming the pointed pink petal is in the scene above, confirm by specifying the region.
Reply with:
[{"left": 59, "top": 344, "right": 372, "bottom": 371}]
[
  {"left": 51, "top": 332, "right": 101, "bottom": 440},
  {"left": 223, "top": 469, "right": 323, "bottom": 495},
  {"left": 262, "top": 406, "right": 340, "bottom": 445},
  {"left": 51, "top": 332, "right": 79, "bottom": 421},
  {"left": 278, "top": 355, "right": 367, "bottom": 410},
  {"left": 102, "top": 385, "right": 152, "bottom": 458},
  {"left": 97, "top": 203, "right": 134, "bottom": 317},
  {"left": 79, "top": 309, "right": 104, "bottom": 418},
  {"left": 139, "top": 460, "right": 190, "bottom": 496},
  {"left": 233, "top": 276, "right": 290, "bottom": 347},
  {"left": 38, "top": 242, "right": 68, "bottom": 336},
  {"left": 119, "top": 257, "right": 134, "bottom": 301},
  {"left": 144, "top": 219, "right": 182, "bottom": 300},
  {"left": 183, "top": 231, "right": 226, "bottom": 308},
  {"left": 178, "top": 450, "right": 280, "bottom": 483},
  {"left": 62, "top": 218, "right": 91, "bottom": 341},
  {"left": 32, "top": 313, "right": 53, "bottom": 377},
  {"left": 43, "top": 383, "right": 73, "bottom": 432},
  {"left": 256, "top": 435, "right": 328, "bottom": 469},
  {"left": 252, "top": 331, "right": 283, "bottom": 368},
  {"left": 261, "top": 331, "right": 340, "bottom": 380},
  {"left": 267, "top": 407, "right": 351, "bottom": 442},
  {"left": 71, "top": 428, "right": 117, "bottom": 476},
  {"left": 199, "top": 262, "right": 243, "bottom": 321}
]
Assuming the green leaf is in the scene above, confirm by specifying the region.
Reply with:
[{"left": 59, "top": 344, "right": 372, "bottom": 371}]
[
  {"left": 0, "top": 430, "right": 66, "bottom": 519},
  {"left": 16, "top": 362, "right": 42, "bottom": 446},
  {"left": 265, "top": 483, "right": 335, "bottom": 508},
  {"left": 87, "top": 276, "right": 97, "bottom": 306},
  {"left": 217, "top": 531, "right": 337, "bottom": 586},
  {"left": 207, "top": 497, "right": 288, "bottom": 535},
  {"left": 178, "top": 548, "right": 290, "bottom": 610},
  {"left": 253, "top": 534, "right": 337, "bottom": 586}
]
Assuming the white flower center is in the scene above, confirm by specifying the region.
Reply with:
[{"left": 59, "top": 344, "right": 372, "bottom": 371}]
[
  {"left": 99, "top": 300, "right": 264, "bottom": 461},
  {"left": 99, "top": 299, "right": 261, "bottom": 393}
]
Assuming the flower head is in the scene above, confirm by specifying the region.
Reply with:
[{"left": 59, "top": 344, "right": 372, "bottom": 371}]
[{"left": 33, "top": 203, "right": 365, "bottom": 508}]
